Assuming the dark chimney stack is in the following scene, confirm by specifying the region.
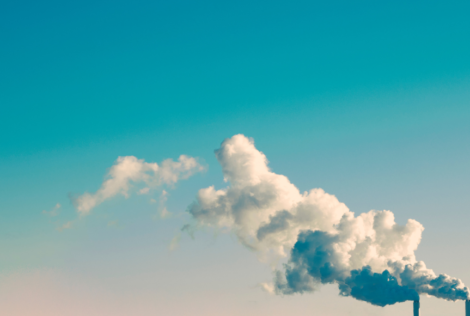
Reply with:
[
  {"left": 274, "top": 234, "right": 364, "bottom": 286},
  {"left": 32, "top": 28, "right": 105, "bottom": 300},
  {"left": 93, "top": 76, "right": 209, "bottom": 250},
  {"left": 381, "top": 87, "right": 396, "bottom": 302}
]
[{"left": 413, "top": 300, "right": 420, "bottom": 316}]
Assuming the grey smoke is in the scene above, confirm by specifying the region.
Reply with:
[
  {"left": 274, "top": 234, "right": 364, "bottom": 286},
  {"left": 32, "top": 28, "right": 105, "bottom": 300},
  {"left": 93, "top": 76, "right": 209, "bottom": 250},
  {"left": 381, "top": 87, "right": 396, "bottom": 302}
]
[
  {"left": 340, "top": 267, "right": 419, "bottom": 307},
  {"left": 274, "top": 229, "right": 468, "bottom": 306},
  {"left": 274, "top": 230, "right": 419, "bottom": 306}
]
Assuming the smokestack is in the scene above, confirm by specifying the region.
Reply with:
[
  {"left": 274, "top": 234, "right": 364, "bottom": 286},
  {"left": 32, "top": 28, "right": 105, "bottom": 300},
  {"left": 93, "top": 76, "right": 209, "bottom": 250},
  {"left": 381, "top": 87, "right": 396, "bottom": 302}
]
[
  {"left": 413, "top": 300, "right": 419, "bottom": 316},
  {"left": 466, "top": 300, "right": 469, "bottom": 316}
]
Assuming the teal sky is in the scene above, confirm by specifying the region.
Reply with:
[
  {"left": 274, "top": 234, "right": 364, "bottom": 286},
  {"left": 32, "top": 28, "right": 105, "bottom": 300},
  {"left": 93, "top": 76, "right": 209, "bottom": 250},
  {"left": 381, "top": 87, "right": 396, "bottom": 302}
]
[{"left": 1, "top": 1, "right": 470, "bottom": 315}]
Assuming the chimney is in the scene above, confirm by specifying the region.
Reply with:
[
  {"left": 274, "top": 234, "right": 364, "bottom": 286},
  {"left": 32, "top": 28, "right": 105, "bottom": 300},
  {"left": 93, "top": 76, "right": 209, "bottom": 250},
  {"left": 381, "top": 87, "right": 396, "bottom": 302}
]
[
  {"left": 466, "top": 300, "right": 469, "bottom": 316},
  {"left": 413, "top": 300, "right": 420, "bottom": 316}
]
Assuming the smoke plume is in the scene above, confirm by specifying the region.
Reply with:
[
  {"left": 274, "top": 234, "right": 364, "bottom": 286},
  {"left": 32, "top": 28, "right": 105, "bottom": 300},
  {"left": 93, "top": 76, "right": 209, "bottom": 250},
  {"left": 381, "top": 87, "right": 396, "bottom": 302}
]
[
  {"left": 188, "top": 134, "right": 469, "bottom": 306},
  {"left": 73, "top": 155, "right": 204, "bottom": 215}
]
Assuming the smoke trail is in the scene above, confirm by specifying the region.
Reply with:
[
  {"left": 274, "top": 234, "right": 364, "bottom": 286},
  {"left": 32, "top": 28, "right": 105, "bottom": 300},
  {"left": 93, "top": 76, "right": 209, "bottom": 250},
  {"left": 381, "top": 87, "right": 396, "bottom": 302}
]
[
  {"left": 73, "top": 155, "right": 205, "bottom": 215},
  {"left": 187, "top": 134, "right": 469, "bottom": 306}
]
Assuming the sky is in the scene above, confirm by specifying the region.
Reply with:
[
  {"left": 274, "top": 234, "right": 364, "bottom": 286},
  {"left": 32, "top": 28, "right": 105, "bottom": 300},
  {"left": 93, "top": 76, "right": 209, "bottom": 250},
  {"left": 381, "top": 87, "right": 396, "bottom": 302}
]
[{"left": 1, "top": 0, "right": 470, "bottom": 315}]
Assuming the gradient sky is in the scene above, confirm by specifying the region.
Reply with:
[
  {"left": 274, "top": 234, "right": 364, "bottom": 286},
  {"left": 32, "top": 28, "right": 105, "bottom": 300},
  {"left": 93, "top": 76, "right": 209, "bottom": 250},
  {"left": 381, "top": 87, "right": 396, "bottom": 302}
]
[{"left": 1, "top": 0, "right": 470, "bottom": 315}]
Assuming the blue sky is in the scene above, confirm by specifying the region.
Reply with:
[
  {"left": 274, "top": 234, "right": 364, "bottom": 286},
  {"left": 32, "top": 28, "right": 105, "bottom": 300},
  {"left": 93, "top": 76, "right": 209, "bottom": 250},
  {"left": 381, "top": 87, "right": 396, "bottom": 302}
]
[{"left": 1, "top": 1, "right": 470, "bottom": 315}]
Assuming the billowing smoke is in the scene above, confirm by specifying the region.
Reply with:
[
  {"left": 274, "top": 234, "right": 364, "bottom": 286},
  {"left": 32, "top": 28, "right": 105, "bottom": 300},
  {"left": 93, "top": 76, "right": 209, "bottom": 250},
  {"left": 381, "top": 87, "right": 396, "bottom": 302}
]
[
  {"left": 188, "top": 134, "right": 469, "bottom": 306},
  {"left": 273, "top": 230, "right": 420, "bottom": 306}
]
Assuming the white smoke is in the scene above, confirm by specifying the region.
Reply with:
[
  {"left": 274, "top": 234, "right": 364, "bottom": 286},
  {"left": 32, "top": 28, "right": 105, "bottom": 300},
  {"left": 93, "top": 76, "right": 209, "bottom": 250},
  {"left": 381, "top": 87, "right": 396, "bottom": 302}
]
[
  {"left": 73, "top": 155, "right": 204, "bottom": 215},
  {"left": 189, "top": 134, "right": 348, "bottom": 261},
  {"left": 188, "top": 134, "right": 469, "bottom": 305}
]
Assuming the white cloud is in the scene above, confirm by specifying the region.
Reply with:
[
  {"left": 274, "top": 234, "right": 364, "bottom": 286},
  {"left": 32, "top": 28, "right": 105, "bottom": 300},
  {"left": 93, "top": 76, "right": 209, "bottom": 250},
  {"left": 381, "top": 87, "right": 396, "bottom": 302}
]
[
  {"left": 72, "top": 155, "right": 204, "bottom": 215},
  {"left": 189, "top": 134, "right": 349, "bottom": 261},
  {"left": 187, "top": 134, "right": 468, "bottom": 302}
]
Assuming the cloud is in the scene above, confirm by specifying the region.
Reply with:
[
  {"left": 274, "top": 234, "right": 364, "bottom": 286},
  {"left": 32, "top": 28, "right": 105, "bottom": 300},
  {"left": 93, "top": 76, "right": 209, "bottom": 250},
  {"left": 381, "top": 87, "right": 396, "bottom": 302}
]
[
  {"left": 188, "top": 134, "right": 349, "bottom": 260},
  {"left": 42, "top": 203, "right": 61, "bottom": 217},
  {"left": 187, "top": 134, "right": 469, "bottom": 305},
  {"left": 72, "top": 155, "right": 204, "bottom": 215}
]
